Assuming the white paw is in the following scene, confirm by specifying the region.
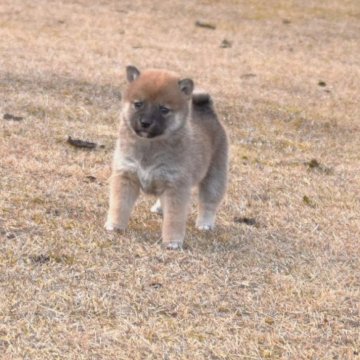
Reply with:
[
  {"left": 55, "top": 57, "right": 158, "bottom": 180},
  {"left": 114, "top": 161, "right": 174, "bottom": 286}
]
[
  {"left": 104, "top": 221, "right": 126, "bottom": 232},
  {"left": 197, "top": 224, "right": 214, "bottom": 231},
  {"left": 164, "top": 242, "right": 183, "bottom": 250},
  {"left": 150, "top": 199, "right": 163, "bottom": 214}
]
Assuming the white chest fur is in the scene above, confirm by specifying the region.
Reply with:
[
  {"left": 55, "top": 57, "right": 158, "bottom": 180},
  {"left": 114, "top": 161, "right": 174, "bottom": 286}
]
[{"left": 114, "top": 150, "right": 178, "bottom": 195}]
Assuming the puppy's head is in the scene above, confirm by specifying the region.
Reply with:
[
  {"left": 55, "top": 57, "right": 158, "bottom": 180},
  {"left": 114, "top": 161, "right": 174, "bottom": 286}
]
[{"left": 122, "top": 66, "right": 194, "bottom": 139}]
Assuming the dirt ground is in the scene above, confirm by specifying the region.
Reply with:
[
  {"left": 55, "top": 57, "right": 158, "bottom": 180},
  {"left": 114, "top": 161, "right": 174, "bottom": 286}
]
[{"left": 1, "top": 0, "right": 359, "bottom": 359}]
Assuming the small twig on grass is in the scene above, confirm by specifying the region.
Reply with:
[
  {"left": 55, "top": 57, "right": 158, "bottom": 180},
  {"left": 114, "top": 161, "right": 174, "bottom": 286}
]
[
  {"left": 195, "top": 20, "right": 216, "bottom": 30},
  {"left": 3, "top": 113, "right": 24, "bottom": 121},
  {"left": 67, "top": 136, "right": 98, "bottom": 149}
]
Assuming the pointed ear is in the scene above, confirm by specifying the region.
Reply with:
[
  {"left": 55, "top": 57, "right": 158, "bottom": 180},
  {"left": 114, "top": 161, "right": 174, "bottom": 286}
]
[
  {"left": 178, "top": 78, "right": 194, "bottom": 97},
  {"left": 126, "top": 65, "right": 140, "bottom": 83}
]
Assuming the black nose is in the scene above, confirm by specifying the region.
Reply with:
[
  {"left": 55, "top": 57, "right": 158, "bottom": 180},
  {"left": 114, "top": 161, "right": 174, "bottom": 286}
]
[{"left": 140, "top": 118, "right": 152, "bottom": 129}]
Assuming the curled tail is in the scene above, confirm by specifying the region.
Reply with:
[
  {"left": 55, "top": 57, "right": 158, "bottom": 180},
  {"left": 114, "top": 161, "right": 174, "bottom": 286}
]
[{"left": 192, "top": 91, "right": 214, "bottom": 111}]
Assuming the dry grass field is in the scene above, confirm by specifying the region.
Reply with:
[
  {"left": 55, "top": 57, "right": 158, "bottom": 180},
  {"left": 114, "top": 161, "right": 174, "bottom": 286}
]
[{"left": 1, "top": 0, "right": 360, "bottom": 359}]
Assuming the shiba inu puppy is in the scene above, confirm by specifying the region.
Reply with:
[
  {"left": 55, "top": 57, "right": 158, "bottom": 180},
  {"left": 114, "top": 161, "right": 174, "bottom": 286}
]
[{"left": 105, "top": 66, "right": 228, "bottom": 249}]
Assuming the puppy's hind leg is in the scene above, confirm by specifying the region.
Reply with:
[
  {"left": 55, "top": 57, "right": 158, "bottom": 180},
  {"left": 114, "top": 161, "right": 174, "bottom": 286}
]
[{"left": 196, "top": 142, "right": 228, "bottom": 231}]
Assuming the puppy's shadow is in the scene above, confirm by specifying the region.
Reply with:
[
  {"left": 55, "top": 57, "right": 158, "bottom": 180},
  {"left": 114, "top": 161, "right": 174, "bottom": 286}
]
[{"left": 128, "top": 209, "right": 248, "bottom": 253}]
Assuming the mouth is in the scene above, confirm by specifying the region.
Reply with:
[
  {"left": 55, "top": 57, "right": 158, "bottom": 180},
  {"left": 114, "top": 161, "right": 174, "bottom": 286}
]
[
  {"left": 136, "top": 130, "right": 150, "bottom": 138},
  {"left": 135, "top": 129, "right": 162, "bottom": 139}
]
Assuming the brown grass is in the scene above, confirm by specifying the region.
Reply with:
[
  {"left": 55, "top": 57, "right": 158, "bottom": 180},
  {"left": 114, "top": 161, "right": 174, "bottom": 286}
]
[{"left": 1, "top": 0, "right": 360, "bottom": 359}]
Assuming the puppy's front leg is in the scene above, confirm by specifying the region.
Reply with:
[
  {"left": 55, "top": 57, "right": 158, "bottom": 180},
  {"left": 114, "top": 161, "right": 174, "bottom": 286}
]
[
  {"left": 161, "top": 188, "right": 191, "bottom": 249},
  {"left": 105, "top": 173, "right": 140, "bottom": 231}
]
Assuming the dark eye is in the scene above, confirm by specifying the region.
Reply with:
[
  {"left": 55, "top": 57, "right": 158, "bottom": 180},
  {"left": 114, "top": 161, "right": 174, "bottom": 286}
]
[
  {"left": 133, "top": 101, "right": 144, "bottom": 109},
  {"left": 159, "top": 105, "right": 171, "bottom": 115}
]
